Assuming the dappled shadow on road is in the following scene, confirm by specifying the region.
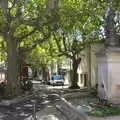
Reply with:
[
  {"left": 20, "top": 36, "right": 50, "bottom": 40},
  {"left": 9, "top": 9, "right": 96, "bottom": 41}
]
[
  {"left": 0, "top": 92, "right": 69, "bottom": 120},
  {"left": 0, "top": 87, "right": 89, "bottom": 120},
  {"left": 37, "top": 114, "right": 60, "bottom": 120}
]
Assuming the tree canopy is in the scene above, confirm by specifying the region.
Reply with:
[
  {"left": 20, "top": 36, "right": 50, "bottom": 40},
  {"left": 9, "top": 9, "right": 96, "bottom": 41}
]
[{"left": 0, "top": 0, "right": 119, "bottom": 96}]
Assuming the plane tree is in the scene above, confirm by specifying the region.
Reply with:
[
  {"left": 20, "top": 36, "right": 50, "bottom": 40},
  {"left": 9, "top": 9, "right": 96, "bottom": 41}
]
[
  {"left": 26, "top": 39, "right": 65, "bottom": 82},
  {"left": 0, "top": 0, "right": 59, "bottom": 97},
  {"left": 52, "top": 0, "right": 105, "bottom": 89},
  {"left": 53, "top": 0, "right": 120, "bottom": 89}
]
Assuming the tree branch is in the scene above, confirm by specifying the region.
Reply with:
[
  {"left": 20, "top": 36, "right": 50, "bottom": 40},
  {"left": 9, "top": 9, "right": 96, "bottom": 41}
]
[
  {"left": 76, "top": 57, "right": 81, "bottom": 65},
  {"left": 62, "top": 32, "right": 67, "bottom": 51},
  {"left": 17, "top": 27, "right": 37, "bottom": 43},
  {"left": 0, "top": 29, "right": 4, "bottom": 35},
  {"left": 8, "top": 0, "right": 16, "bottom": 12},
  {"left": 60, "top": 51, "right": 73, "bottom": 59},
  {"left": 53, "top": 32, "right": 73, "bottom": 59},
  {"left": 0, "top": 0, "right": 8, "bottom": 16},
  {"left": 19, "top": 31, "right": 51, "bottom": 53},
  {"left": 53, "top": 32, "right": 62, "bottom": 52}
]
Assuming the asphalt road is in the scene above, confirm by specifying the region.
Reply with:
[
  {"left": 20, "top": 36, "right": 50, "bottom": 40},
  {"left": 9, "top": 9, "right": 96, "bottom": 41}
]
[
  {"left": 1, "top": 81, "right": 119, "bottom": 120},
  {"left": 0, "top": 85, "right": 87, "bottom": 120}
]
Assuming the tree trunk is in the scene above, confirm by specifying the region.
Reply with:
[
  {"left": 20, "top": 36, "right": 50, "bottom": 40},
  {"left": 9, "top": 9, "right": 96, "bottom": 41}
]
[
  {"left": 69, "top": 58, "right": 81, "bottom": 89},
  {"left": 42, "top": 65, "right": 48, "bottom": 83},
  {"left": 5, "top": 37, "right": 21, "bottom": 98}
]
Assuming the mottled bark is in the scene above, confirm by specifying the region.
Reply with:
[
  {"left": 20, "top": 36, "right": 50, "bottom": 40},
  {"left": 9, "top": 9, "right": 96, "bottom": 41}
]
[
  {"left": 47, "top": 0, "right": 59, "bottom": 11},
  {"left": 0, "top": 0, "right": 8, "bottom": 15},
  {"left": 5, "top": 36, "right": 21, "bottom": 98},
  {"left": 69, "top": 57, "right": 81, "bottom": 89},
  {"left": 42, "top": 65, "right": 49, "bottom": 83}
]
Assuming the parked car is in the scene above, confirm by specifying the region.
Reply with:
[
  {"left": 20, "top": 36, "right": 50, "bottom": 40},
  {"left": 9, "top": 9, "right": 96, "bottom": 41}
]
[{"left": 50, "top": 75, "right": 64, "bottom": 86}]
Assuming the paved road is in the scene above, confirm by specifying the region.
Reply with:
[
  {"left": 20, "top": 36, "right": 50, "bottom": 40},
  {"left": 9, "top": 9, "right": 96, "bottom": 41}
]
[
  {"left": 89, "top": 116, "right": 120, "bottom": 120},
  {"left": 0, "top": 82, "right": 120, "bottom": 120},
  {"left": 0, "top": 89, "right": 87, "bottom": 120},
  {"left": 32, "top": 83, "right": 120, "bottom": 120}
]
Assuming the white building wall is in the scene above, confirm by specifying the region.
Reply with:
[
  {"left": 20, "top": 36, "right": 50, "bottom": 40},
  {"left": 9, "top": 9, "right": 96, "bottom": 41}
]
[
  {"left": 90, "top": 44, "right": 104, "bottom": 88},
  {"left": 77, "top": 50, "right": 88, "bottom": 87},
  {"left": 77, "top": 43, "right": 104, "bottom": 88}
]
